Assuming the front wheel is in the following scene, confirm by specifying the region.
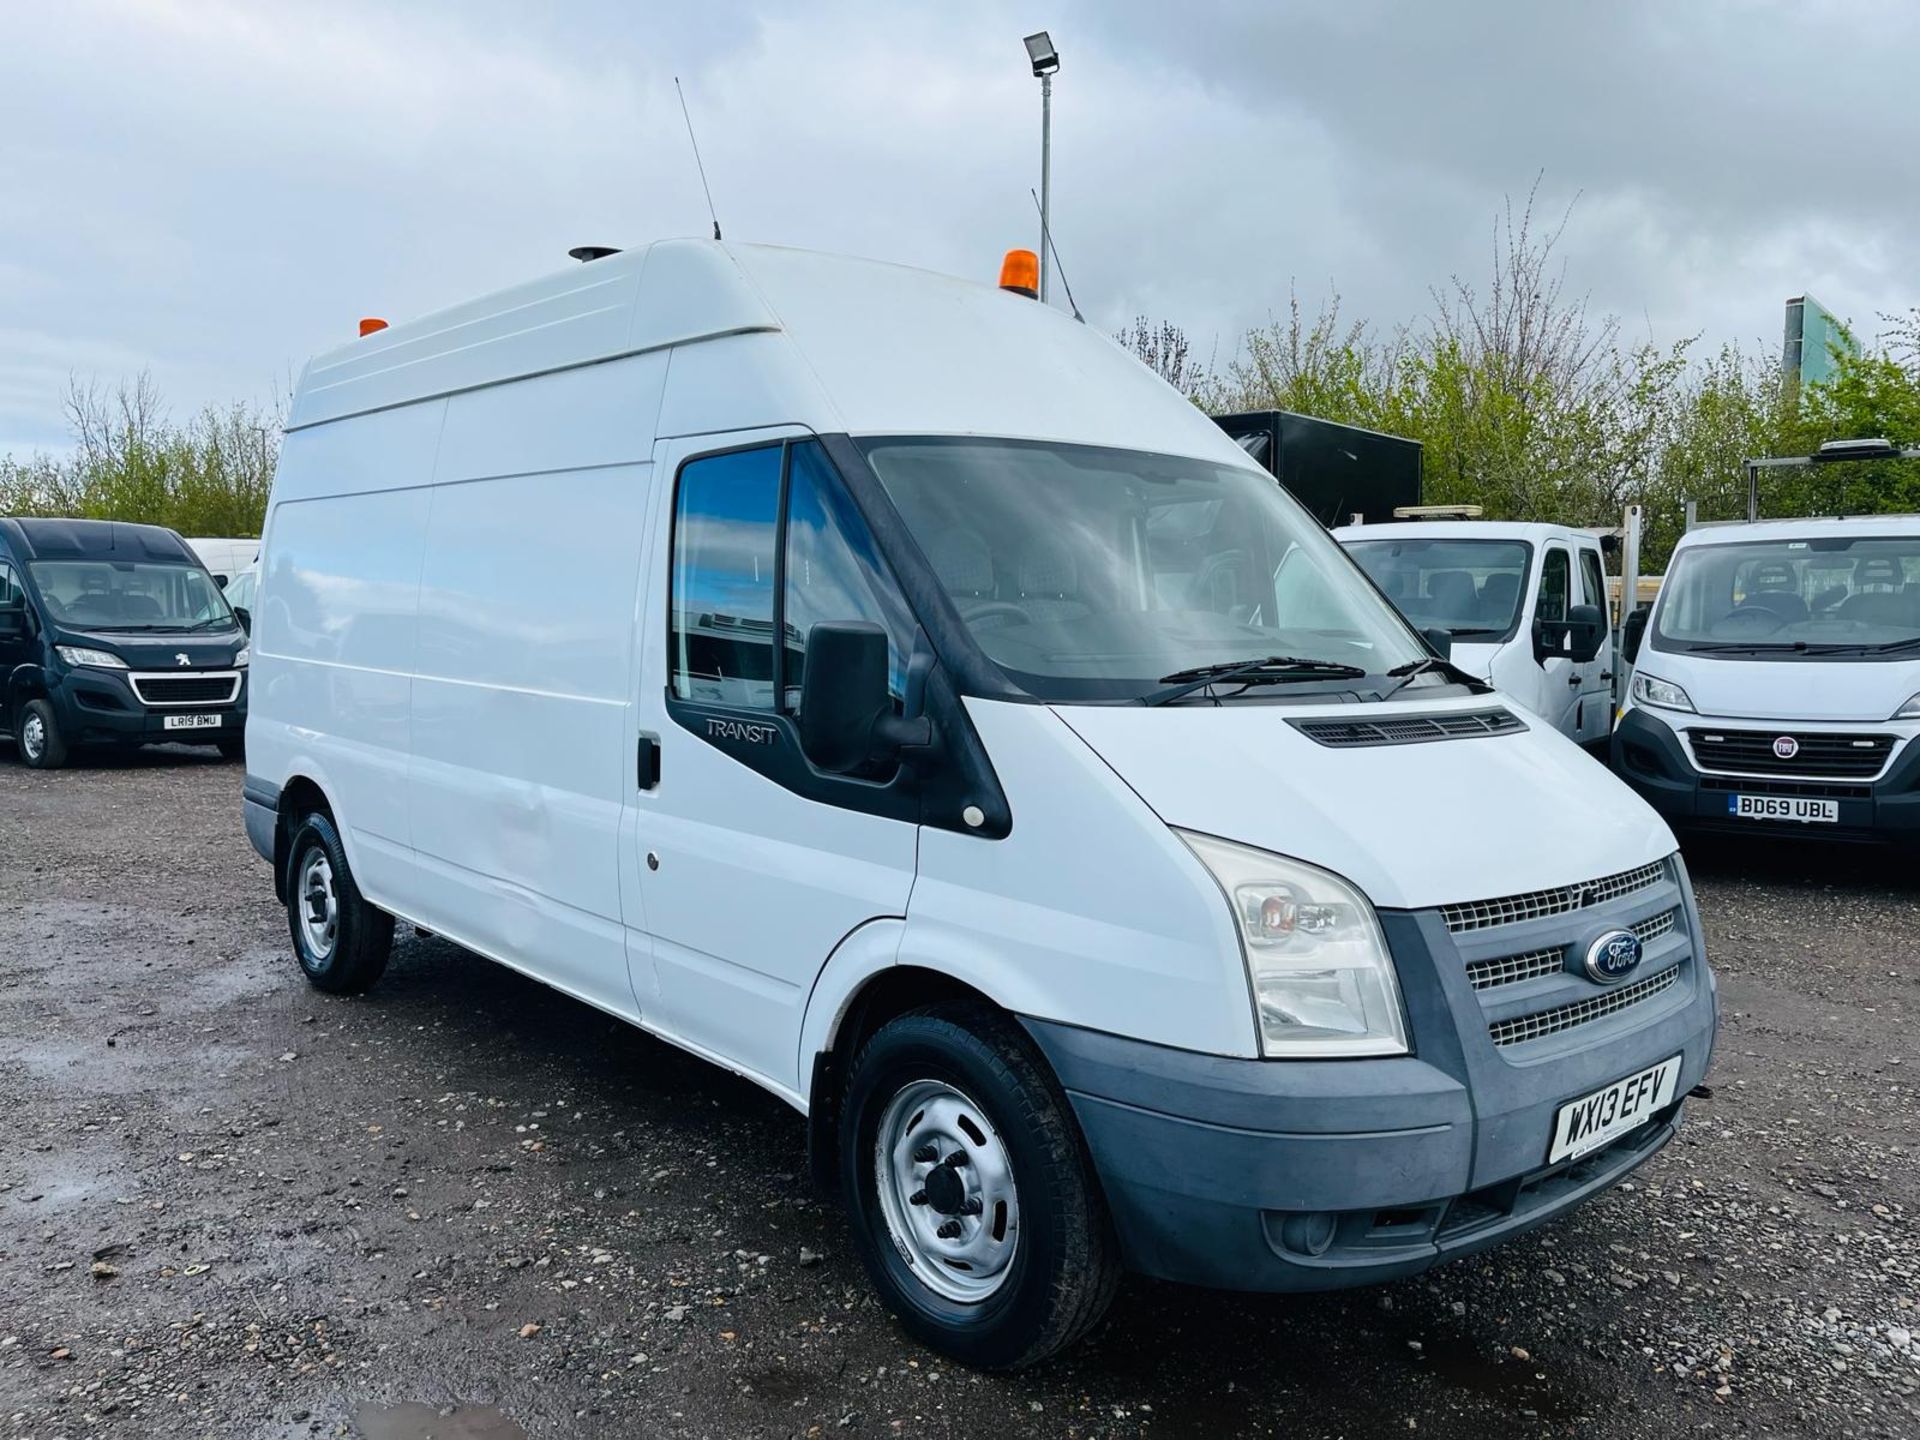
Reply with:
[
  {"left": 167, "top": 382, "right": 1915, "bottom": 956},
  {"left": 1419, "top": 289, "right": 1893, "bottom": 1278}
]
[
  {"left": 840, "top": 1002, "right": 1121, "bottom": 1369},
  {"left": 15, "top": 698, "right": 68, "bottom": 769},
  {"left": 285, "top": 811, "right": 393, "bottom": 994}
]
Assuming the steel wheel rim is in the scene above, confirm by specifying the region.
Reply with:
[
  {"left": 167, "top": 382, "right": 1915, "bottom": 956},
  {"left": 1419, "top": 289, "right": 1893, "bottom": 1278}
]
[
  {"left": 297, "top": 849, "right": 339, "bottom": 961},
  {"left": 20, "top": 713, "right": 44, "bottom": 761},
  {"left": 873, "top": 1078, "right": 1020, "bottom": 1304}
]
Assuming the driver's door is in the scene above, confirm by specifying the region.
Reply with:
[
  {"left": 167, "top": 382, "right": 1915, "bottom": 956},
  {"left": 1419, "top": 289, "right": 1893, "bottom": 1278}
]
[
  {"left": 1574, "top": 546, "right": 1614, "bottom": 745},
  {"left": 1533, "top": 544, "right": 1580, "bottom": 737},
  {"left": 626, "top": 432, "right": 920, "bottom": 1097},
  {"left": 0, "top": 559, "right": 30, "bottom": 730}
]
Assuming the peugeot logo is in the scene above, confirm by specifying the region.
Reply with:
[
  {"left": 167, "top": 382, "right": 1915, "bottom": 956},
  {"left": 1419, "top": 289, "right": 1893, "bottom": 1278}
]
[
  {"left": 175, "top": 652, "right": 191, "bottom": 667},
  {"left": 1584, "top": 929, "right": 1644, "bottom": 984},
  {"left": 1772, "top": 735, "right": 1799, "bottom": 760}
]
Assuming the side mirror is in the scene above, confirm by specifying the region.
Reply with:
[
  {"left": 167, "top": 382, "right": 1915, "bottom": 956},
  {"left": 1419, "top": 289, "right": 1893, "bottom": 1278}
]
[
  {"left": 1420, "top": 626, "right": 1452, "bottom": 660},
  {"left": 797, "top": 622, "right": 930, "bottom": 774},
  {"left": 215, "top": 575, "right": 229, "bottom": 589},
  {"left": 233, "top": 606, "right": 252, "bottom": 635},
  {"left": 1566, "top": 603, "right": 1606, "bottom": 664},
  {"left": 1621, "top": 603, "right": 1650, "bottom": 664},
  {"left": 0, "top": 608, "right": 25, "bottom": 640}
]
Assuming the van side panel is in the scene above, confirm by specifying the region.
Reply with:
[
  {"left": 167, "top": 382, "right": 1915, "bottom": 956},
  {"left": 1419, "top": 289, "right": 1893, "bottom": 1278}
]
[
  {"left": 403, "top": 355, "right": 667, "bottom": 1020},
  {"left": 253, "top": 402, "right": 445, "bottom": 891}
]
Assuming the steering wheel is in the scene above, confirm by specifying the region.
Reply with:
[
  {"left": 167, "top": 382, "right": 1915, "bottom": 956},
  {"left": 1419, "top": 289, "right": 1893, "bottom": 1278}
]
[
  {"left": 1717, "top": 605, "right": 1787, "bottom": 635},
  {"left": 960, "top": 600, "right": 1030, "bottom": 629}
]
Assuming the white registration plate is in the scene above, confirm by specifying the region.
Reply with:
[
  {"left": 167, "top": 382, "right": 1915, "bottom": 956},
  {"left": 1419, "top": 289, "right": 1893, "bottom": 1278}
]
[
  {"left": 163, "top": 713, "right": 222, "bottom": 731},
  {"left": 1548, "top": 1055, "right": 1682, "bottom": 1165},
  {"left": 1727, "top": 793, "right": 1838, "bottom": 824}
]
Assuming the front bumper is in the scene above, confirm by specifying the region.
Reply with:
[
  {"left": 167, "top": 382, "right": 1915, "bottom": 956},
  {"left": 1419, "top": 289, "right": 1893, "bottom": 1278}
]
[
  {"left": 1613, "top": 705, "right": 1920, "bottom": 842},
  {"left": 1021, "top": 874, "right": 1718, "bottom": 1292},
  {"left": 50, "top": 667, "right": 247, "bottom": 747}
]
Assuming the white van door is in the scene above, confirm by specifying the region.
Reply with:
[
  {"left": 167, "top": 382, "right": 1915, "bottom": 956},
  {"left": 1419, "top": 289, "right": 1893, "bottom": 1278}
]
[
  {"left": 1533, "top": 543, "right": 1580, "bottom": 737},
  {"left": 628, "top": 434, "right": 920, "bottom": 1097},
  {"left": 1574, "top": 545, "right": 1615, "bottom": 746}
]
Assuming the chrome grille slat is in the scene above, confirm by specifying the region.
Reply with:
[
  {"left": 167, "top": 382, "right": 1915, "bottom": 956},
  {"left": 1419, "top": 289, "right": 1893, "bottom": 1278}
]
[
  {"left": 1488, "top": 967, "right": 1681, "bottom": 1048},
  {"left": 1440, "top": 860, "right": 1667, "bottom": 934},
  {"left": 1632, "top": 909, "right": 1676, "bottom": 944},
  {"left": 1466, "top": 947, "right": 1563, "bottom": 991}
]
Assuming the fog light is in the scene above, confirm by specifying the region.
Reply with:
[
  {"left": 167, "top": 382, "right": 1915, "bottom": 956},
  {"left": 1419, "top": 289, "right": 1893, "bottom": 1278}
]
[{"left": 1277, "top": 1210, "right": 1337, "bottom": 1258}]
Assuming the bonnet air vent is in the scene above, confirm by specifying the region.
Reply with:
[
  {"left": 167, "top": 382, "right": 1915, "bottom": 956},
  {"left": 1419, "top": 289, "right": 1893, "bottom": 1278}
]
[{"left": 1289, "top": 708, "right": 1526, "bottom": 749}]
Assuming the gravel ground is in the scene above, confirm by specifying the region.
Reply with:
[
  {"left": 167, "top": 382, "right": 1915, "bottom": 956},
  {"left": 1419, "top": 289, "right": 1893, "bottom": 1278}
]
[{"left": 1, "top": 750, "right": 1916, "bottom": 1440}]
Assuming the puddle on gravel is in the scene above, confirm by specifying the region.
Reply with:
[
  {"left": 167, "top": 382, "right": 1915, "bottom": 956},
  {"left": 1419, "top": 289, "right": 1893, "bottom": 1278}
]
[{"left": 352, "top": 1402, "right": 526, "bottom": 1440}]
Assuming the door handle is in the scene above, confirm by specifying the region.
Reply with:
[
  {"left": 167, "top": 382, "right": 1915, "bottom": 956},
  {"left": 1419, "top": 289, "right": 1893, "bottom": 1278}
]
[
  {"left": 1568, "top": 673, "right": 1582, "bottom": 688},
  {"left": 1600, "top": 671, "right": 1614, "bottom": 682},
  {"left": 636, "top": 733, "right": 661, "bottom": 790}
]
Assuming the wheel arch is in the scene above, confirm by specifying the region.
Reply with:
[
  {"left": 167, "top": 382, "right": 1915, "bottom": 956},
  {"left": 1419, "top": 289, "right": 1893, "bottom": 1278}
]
[{"left": 801, "top": 939, "right": 1034, "bottom": 1196}]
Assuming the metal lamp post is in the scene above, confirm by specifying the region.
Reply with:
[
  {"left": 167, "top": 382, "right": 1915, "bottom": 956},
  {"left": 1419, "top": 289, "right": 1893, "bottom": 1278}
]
[{"left": 1023, "top": 32, "right": 1060, "bottom": 305}]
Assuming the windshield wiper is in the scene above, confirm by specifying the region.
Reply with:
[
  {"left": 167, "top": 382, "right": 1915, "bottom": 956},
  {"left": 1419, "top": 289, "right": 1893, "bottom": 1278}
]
[
  {"left": 1140, "top": 655, "right": 1368, "bottom": 707},
  {"left": 1686, "top": 637, "right": 1920, "bottom": 657},
  {"left": 1376, "top": 654, "right": 1486, "bottom": 702},
  {"left": 166, "top": 616, "right": 232, "bottom": 633}
]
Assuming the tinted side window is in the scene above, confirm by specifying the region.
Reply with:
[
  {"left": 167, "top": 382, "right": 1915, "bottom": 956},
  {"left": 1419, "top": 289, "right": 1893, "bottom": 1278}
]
[
  {"left": 1539, "top": 548, "right": 1570, "bottom": 624},
  {"left": 782, "top": 441, "right": 915, "bottom": 713},
  {"left": 670, "top": 446, "right": 782, "bottom": 708},
  {"left": 0, "top": 559, "right": 20, "bottom": 610},
  {"left": 1578, "top": 549, "right": 1607, "bottom": 614}
]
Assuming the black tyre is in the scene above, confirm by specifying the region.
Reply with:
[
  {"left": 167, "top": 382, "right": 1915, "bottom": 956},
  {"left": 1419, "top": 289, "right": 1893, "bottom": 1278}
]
[
  {"left": 15, "top": 698, "right": 68, "bottom": 770},
  {"left": 285, "top": 810, "right": 393, "bottom": 994},
  {"left": 840, "top": 1002, "right": 1121, "bottom": 1369}
]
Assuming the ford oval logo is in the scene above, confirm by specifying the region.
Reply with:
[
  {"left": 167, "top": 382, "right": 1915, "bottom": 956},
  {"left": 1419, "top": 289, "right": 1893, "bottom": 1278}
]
[
  {"left": 1773, "top": 735, "right": 1799, "bottom": 760},
  {"left": 1584, "top": 929, "right": 1643, "bottom": 984}
]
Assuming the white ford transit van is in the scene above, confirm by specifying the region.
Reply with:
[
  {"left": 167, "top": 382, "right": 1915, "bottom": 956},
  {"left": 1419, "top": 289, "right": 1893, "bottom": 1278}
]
[
  {"left": 244, "top": 240, "right": 1716, "bottom": 1368},
  {"left": 1337, "top": 521, "right": 1615, "bottom": 752},
  {"left": 1615, "top": 514, "right": 1920, "bottom": 841}
]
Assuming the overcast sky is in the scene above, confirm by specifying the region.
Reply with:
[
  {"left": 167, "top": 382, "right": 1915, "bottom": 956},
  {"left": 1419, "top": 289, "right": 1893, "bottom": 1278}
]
[{"left": 3, "top": 0, "right": 1916, "bottom": 456}]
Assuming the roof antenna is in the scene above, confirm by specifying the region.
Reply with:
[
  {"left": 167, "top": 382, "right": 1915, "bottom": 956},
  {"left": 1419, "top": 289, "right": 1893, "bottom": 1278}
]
[
  {"left": 674, "top": 76, "right": 723, "bottom": 241},
  {"left": 1030, "top": 187, "right": 1082, "bottom": 321}
]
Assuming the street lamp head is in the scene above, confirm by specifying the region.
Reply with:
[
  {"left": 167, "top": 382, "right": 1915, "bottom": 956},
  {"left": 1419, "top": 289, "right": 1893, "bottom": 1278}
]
[{"left": 1024, "top": 31, "right": 1059, "bottom": 77}]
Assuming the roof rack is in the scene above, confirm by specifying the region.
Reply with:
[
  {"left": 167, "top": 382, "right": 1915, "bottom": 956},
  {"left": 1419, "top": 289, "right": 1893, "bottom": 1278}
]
[{"left": 1390, "top": 504, "right": 1484, "bottom": 520}]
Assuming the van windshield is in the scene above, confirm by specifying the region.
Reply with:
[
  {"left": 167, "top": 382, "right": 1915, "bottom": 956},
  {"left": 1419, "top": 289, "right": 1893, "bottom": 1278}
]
[
  {"left": 1651, "top": 534, "right": 1920, "bottom": 657},
  {"left": 1342, "top": 537, "right": 1532, "bottom": 639},
  {"left": 861, "top": 437, "right": 1426, "bottom": 701},
  {"left": 29, "top": 560, "right": 236, "bottom": 631}
]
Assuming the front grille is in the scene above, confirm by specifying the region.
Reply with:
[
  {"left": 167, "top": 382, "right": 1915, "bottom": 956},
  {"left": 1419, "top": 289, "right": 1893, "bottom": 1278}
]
[
  {"left": 1291, "top": 708, "right": 1525, "bottom": 748},
  {"left": 1488, "top": 966, "right": 1682, "bottom": 1048},
  {"left": 1697, "top": 775, "right": 1873, "bottom": 800},
  {"left": 1467, "top": 909, "right": 1679, "bottom": 993},
  {"left": 129, "top": 672, "right": 241, "bottom": 705},
  {"left": 1633, "top": 908, "right": 1677, "bottom": 944},
  {"left": 1467, "top": 947, "right": 1563, "bottom": 991},
  {"left": 1687, "top": 728, "right": 1893, "bottom": 779},
  {"left": 1440, "top": 860, "right": 1668, "bottom": 934}
]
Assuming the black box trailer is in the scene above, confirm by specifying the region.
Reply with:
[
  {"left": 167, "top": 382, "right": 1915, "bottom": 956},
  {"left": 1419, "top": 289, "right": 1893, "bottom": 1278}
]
[{"left": 1213, "top": 410, "right": 1422, "bottom": 528}]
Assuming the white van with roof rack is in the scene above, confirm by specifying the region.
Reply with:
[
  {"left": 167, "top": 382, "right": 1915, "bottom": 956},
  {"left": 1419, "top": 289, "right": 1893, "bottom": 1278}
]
[
  {"left": 1334, "top": 519, "right": 1615, "bottom": 751},
  {"left": 1614, "top": 513, "right": 1920, "bottom": 842},
  {"left": 244, "top": 239, "right": 1716, "bottom": 1368}
]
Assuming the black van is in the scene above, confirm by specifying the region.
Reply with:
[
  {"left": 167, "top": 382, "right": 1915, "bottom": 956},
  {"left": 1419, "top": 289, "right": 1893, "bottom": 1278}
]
[{"left": 0, "top": 518, "right": 249, "bottom": 769}]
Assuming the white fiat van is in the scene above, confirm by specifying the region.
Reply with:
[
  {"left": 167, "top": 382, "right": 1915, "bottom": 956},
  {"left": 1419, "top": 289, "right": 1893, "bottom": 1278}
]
[
  {"left": 245, "top": 241, "right": 1716, "bottom": 1368},
  {"left": 1614, "top": 514, "right": 1920, "bottom": 842},
  {"left": 1336, "top": 520, "right": 1615, "bottom": 752}
]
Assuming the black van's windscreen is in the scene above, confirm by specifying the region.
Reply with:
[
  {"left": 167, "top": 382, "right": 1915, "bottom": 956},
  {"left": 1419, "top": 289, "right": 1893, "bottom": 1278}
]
[
  {"left": 30, "top": 561, "right": 235, "bottom": 631},
  {"left": 862, "top": 437, "right": 1426, "bottom": 702}
]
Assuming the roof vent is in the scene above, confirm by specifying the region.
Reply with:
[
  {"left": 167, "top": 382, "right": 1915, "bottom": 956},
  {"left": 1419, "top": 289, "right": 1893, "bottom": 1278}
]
[{"left": 568, "top": 245, "right": 622, "bottom": 263}]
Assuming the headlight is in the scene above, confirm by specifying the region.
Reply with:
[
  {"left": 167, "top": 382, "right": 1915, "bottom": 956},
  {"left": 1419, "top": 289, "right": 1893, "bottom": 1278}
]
[
  {"left": 1894, "top": 692, "right": 1920, "bottom": 720},
  {"left": 55, "top": 645, "right": 127, "bottom": 670},
  {"left": 1631, "top": 671, "right": 1694, "bottom": 712},
  {"left": 234, "top": 647, "right": 249, "bottom": 668},
  {"left": 1176, "top": 830, "right": 1408, "bottom": 1059}
]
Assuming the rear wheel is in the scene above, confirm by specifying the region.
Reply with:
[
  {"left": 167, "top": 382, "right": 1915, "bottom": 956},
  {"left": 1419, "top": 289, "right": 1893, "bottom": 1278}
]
[
  {"left": 15, "top": 698, "right": 68, "bottom": 770},
  {"left": 285, "top": 810, "right": 392, "bottom": 994},
  {"left": 840, "top": 1002, "right": 1121, "bottom": 1369}
]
